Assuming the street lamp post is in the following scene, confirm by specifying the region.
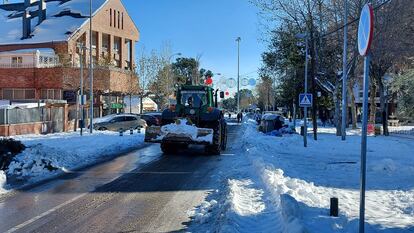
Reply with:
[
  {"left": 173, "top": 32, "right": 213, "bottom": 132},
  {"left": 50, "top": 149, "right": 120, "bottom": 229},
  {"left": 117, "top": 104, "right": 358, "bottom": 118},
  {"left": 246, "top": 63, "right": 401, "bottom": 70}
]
[
  {"left": 296, "top": 33, "right": 309, "bottom": 148},
  {"left": 236, "top": 37, "right": 241, "bottom": 113},
  {"left": 77, "top": 43, "right": 86, "bottom": 136},
  {"left": 89, "top": 0, "right": 94, "bottom": 133}
]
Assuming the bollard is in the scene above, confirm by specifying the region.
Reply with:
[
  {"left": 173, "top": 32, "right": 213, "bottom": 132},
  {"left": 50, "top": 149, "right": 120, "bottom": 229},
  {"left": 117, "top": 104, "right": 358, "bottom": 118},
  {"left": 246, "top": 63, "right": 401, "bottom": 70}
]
[
  {"left": 119, "top": 129, "right": 123, "bottom": 136},
  {"left": 130, "top": 128, "right": 133, "bottom": 135},
  {"left": 330, "top": 197, "right": 339, "bottom": 217}
]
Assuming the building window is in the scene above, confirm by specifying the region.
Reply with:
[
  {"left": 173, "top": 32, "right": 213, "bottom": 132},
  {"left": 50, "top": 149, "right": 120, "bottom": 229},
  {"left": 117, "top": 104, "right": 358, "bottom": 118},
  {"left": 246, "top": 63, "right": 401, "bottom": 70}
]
[
  {"left": 113, "top": 36, "right": 121, "bottom": 53},
  {"left": 2, "top": 88, "right": 36, "bottom": 100},
  {"left": 102, "top": 33, "right": 110, "bottom": 51},
  {"left": 113, "top": 10, "right": 117, "bottom": 28},
  {"left": 118, "top": 11, "right": 120, "bottom": 29},
  {"left": 125, "top": 39, "right": 131, "bottom": 69},
  {"left": 11, "top": 56, "right": 23, "bottom": 67},
  {"left": 92, "top": 31, "right": 97, "bottom": 48},
  {"left": 41, "top": 89, "right": 62, "bottom": 100},
  {"left": 121, "top": 12, "right": 124, "bottom": 29},
  {"left": 110, "top": 9, "right": 112, "bottom": 27}
]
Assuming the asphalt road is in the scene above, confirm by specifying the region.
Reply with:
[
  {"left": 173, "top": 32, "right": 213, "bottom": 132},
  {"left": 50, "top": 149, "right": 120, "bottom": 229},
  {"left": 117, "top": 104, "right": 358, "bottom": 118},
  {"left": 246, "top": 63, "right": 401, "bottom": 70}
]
[{"left": 0, "top": 123, "right": 241, "bottom": 233}]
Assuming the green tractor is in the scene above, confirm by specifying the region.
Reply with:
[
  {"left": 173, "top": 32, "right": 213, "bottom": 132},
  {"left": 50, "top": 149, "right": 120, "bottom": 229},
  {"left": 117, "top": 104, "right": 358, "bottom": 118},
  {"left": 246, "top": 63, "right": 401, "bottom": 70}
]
[{"left": 145, "top": 84, "right": 227, "bottom": 155}]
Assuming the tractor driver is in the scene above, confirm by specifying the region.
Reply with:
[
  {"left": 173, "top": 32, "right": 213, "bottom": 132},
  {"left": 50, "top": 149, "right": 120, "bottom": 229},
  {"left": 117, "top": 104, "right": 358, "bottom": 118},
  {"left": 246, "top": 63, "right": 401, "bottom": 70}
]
[{"left": 187, "top": 96, "right": 193, "bottom": 107}]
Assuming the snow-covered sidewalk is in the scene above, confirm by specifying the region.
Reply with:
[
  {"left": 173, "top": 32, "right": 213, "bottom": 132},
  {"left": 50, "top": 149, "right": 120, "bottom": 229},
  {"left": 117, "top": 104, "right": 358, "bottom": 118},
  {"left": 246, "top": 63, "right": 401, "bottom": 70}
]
[
  {"left": 1, "top": 130, "right": 145, "bottom": 195},
  {"left": 189, "top": 122, "right": 414, "bottom": 233}
]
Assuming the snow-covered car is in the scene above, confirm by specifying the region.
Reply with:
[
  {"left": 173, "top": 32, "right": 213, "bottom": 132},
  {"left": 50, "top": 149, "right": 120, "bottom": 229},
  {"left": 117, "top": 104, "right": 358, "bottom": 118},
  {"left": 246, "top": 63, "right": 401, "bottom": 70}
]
[
  {"left": 93, "top": 114, "right": 147, "bottom": 131},
  {"left": 259, "top": 113, "right": 285, "bottom": 133}
]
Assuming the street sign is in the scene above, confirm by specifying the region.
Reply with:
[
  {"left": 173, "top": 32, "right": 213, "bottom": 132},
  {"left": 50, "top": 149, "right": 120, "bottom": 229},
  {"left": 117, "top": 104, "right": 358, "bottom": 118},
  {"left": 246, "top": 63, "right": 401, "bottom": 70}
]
[
  {"left": 248, "top": 78, "right": 256, "bottom": 86},
  {"left": 358, "top": 4, "right": 374, "bottom": 56},
  {"left": 299, "top": 93, "right": 313, "bottom": 107},
  {"left": 226, "top": 78, "right": 236, "bottom": 88},
  {"left": 358, "top": 4, "right": 375, "bottom": 233}
]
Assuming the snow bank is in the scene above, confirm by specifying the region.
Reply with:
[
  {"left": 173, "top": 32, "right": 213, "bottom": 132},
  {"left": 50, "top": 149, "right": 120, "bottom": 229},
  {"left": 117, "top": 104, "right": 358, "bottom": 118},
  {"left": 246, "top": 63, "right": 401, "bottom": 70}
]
[
  {"left": 7, "top": 130, "right": 145, "bottom": 183},
  {"left": 0, "top": 171, "right": 7, "bottom": 195},
  {"left": 280, "top": 194, "right": 306, "bottom": 233},
  {"left": 242, "top": 123, "right": 414, "bottom": 232},
  {"left": 188, "top": 199, "right": 219, "bottom": 224}
]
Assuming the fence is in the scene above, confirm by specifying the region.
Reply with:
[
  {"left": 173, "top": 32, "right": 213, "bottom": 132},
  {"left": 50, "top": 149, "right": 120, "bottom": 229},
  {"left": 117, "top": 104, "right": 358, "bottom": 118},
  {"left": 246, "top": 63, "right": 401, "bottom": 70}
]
[{"left": 0, "top": 105, "right": 66, "bottom": 136}]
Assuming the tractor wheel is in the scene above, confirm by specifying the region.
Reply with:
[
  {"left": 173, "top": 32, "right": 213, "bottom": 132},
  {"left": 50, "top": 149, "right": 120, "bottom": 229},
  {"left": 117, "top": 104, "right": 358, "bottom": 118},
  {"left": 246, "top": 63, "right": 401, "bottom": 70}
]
[
  {"left": 206, "top": 121, "right": 222, "bottom": 155},
  {"left": 161, "top": 143, "right": 177, "bottom": 154}
]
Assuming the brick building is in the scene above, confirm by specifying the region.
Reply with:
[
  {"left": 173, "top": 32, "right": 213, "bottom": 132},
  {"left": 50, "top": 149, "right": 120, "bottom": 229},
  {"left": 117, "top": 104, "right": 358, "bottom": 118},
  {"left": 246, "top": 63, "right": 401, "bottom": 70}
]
[{"left": 0, "top": 0, "right": 140, "bottom": 117}]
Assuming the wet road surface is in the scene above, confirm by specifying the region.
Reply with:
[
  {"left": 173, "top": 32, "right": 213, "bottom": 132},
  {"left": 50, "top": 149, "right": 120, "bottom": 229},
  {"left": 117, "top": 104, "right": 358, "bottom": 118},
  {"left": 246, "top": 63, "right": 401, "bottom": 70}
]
[{"left": 0, "top": 124, "right": 241, "bottom": 233}]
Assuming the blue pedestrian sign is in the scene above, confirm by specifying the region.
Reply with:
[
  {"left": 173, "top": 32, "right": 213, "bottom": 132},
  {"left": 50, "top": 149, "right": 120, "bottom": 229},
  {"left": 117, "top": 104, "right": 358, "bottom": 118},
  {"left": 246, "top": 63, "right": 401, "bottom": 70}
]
[{"left": 299, "top": 93, "right": 312, "bottom": 107}]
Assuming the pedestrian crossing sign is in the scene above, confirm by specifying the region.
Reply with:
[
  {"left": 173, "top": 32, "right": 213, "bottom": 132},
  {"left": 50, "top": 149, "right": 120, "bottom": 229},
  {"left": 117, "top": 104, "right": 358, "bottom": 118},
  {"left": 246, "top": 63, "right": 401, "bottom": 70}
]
[{"left": 299, "top": 93, "right": 313, "bottom": 107}]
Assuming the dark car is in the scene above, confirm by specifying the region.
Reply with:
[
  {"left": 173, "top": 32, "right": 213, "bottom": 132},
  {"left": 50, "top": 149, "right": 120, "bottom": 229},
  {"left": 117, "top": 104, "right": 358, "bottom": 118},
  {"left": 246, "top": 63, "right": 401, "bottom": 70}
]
[{"left": 140, "top": 112, "right": 162, "bottom": 126}]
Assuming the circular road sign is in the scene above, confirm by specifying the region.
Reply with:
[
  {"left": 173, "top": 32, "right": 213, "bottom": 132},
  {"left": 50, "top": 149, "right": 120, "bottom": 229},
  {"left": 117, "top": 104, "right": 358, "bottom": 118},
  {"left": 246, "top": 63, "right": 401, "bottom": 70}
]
[
  {"left": 241, "top": 78, "right": 249, "bottom": 86},
  {"left": 226, "top": 78, "right": 236, "bottom": 88},
  {"left": 248, "top": 78, "right": 257, "bottom": 86},
  {"left": 357, "top": 4, "right": 374, "bottom": 56}
]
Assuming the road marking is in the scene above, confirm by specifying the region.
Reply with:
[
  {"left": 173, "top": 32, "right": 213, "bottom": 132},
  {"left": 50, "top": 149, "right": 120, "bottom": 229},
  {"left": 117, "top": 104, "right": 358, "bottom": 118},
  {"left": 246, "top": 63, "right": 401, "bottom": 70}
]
[
  {"left": 63, "top": 171, "right": 193, "bottom": 175},
  {"left": 5, "top": 193, "right": 87, "bottom": 233}
]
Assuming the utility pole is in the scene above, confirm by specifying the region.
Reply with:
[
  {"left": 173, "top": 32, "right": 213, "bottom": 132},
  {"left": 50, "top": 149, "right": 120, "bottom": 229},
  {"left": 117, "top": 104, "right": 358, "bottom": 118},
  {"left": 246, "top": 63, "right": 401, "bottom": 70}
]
[
  {"left": 77, "top": 43, "right": 85, "bottom": 136},
  {"left": 296, "top": 33, "right": 309, "bottom": 147},
  {"left": 236, "top": 37, "right": 241, "bottom": 113},
  {"left": 89, "top": 0, "right": 94, "bottom": 133},
  {"left": 341, "top": 0, "right": 349, "bottom": 140}
]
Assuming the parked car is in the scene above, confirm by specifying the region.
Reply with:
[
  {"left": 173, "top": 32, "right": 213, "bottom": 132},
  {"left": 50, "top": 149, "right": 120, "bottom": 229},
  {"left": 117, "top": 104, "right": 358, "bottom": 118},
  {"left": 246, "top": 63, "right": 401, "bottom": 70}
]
[
  {"left": 140, "top": 112, "right": 162, "bottom": 126},
  {"left": 93, "top": 114, "right": 147, "bottom": 131}
]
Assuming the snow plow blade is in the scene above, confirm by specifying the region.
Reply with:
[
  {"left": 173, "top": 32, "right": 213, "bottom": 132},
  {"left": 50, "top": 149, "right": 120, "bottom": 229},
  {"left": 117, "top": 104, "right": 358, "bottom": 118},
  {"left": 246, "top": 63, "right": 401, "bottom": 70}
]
[{"left": 144, "top": 125, "right": 213, "bottom": 144}]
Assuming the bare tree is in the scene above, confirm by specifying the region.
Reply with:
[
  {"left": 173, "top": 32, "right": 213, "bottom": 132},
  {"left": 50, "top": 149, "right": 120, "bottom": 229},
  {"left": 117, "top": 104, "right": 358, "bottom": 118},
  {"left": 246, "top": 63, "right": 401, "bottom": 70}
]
[{"left": 136, "top": 48, "right": 163, "bottom": 113}]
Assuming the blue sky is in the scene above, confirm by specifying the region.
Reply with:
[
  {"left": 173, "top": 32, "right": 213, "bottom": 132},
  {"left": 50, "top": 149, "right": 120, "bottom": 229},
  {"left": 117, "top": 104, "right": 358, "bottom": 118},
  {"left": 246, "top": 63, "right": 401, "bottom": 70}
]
[{"left": 123, "top": 0, "right": 265, "bottom": 91}]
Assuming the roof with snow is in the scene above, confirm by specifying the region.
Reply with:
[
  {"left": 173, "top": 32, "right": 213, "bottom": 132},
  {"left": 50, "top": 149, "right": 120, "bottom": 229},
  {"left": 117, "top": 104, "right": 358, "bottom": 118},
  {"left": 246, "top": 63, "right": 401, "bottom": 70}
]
[{"left": 0, "top": 0, "right": 108, "bottom": 45}]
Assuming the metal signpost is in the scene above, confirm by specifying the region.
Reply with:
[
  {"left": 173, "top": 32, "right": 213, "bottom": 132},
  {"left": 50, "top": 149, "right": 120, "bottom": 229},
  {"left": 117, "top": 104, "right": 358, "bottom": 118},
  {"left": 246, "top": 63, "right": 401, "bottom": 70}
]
[
  {"left": 297, "top": 32, "right": 310, "bottom": 148},
  {"left": 236, "top": 37, "right": 241, "bottom": 113},
  {"left": 357, "top": 4, "right": 374, "bottom": 233},
  {"left": 299, "top": 93, "right": 312, "bottom": 147}
]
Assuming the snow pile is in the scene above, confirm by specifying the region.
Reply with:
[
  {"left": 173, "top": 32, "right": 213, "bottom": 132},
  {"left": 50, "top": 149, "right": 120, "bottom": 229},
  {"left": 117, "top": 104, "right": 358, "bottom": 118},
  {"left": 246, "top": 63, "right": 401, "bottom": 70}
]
[
  {"left": 0, "top": 171, "right": 6, "bottom": 194},
  {"left": 6, "top": 130, "right": 145, "bottom": 183},
  {"left": 159, "top": 119, "right": 213, "bottom": 143},
  {"left": 280, "top": 194, "right": 307, "bottom": 233},
  {"left": 188, "top": 199, "right": 219, "bottom": 224},
  {"left": 219, "top": 178, "right": 283, "bottom": 233},
  {"left": 227, "top": 179, "right": 266, "bottom": 216},
  {"left": 242, "top": 122, "right": 414, "bottom": 232}
]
